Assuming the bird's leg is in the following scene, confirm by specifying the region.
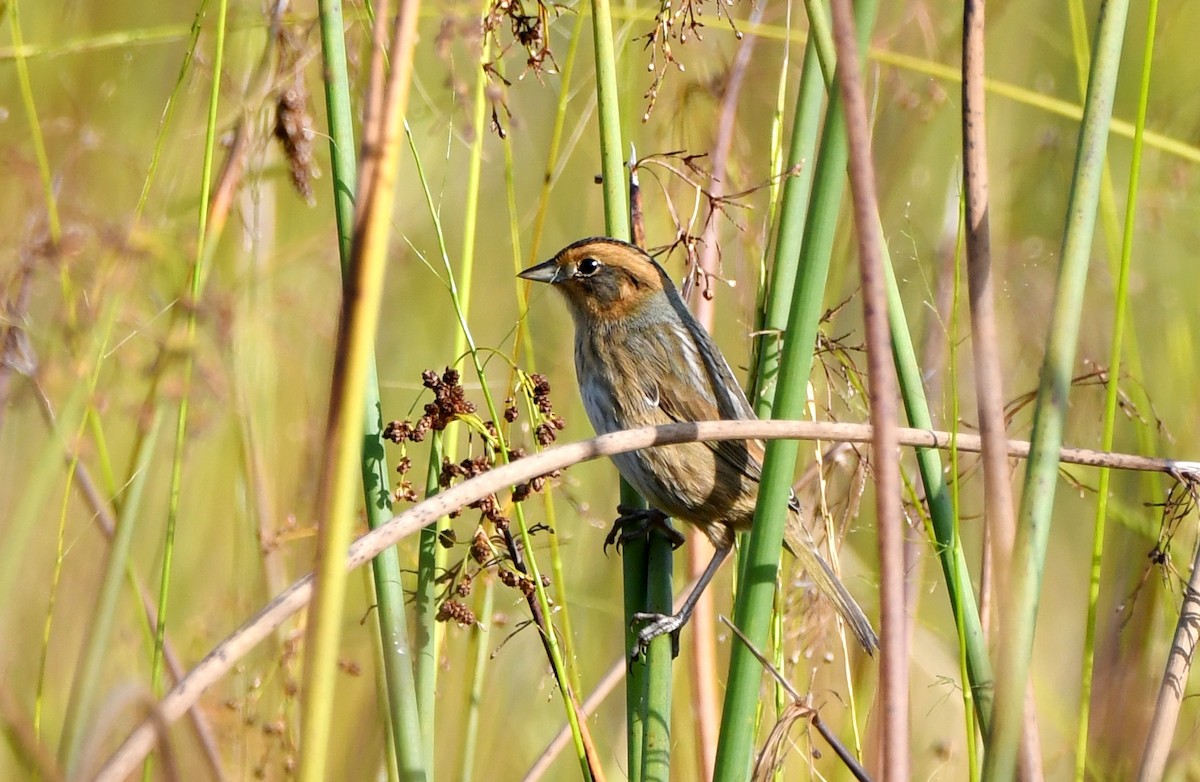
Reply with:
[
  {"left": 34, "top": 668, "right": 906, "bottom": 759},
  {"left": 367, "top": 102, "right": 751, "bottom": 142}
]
[
  {"left": 631, "top": 542, "right": 731, "bottom": 661},
  {"left": 603, "top": 505, "right": 686, "bottom": 555}
]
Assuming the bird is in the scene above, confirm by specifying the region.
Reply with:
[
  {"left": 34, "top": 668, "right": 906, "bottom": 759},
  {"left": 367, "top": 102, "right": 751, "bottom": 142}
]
[{"left": 519, "top": 236, "right": 878, "bottom": 658}]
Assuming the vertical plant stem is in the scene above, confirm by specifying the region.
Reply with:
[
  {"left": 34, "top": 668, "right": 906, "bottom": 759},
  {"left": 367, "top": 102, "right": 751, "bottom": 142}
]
[
  {"left": 626, "top": 163, "right": 673, "bottom": 782},
  {"left": 6, "top": 0, "right": 61, "bottom": 244},
  {"left": 827, "top": 0, "right": 905, "bottom": 776},
  {"left": 984, "top": 2, "right": 1130, "bottom": 778},
  {"left": 640, "top": 540, "right": 673, "bottom": 782},
  {"left": 749, "top": 21, "right": 826, "bottom": 413},
  {"left": 805, "top": 0, "right": 998, "bottom": 749},
  {"left": 942, "top": 237, "right": 979, "bottom": 779},
  {"left": 961, "top": 3, "right": 1038, "bottom": 776},
  {"left": 457, "top": 576, "right": 495, "bottom": 782},
  {"left": 589, "top": 0, "right": 671, "bottom": 778},
  {"left": 714, "top": 2, "right": 879, "bottom": 778},
  {"left": 298, "top": 0, "right": 422, "bottom": 777},
  {"left": 407, "top": 124, "right": 601, "bottom": 781},
  {"left": 591, "top": 0, "right": 630, "bottom": 240},
  {"left": 683, "top": 10, "right": 765, "bottom": 776},
  {"left": 58, "top": 1, "right": 230, "bottom": 772},
  {"left": 316, "top": 0, "right": 427, "bottom": 777},
  {"left": 412, "top": 3, "right": 495, "bottom": 769},
  {"left": 1077, "top": 1, "right": 1157, "bottom": 777}
]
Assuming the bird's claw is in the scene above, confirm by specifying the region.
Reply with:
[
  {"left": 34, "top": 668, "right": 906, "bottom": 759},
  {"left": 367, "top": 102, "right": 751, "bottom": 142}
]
[
  {"left": 630, "top": 611, "right": 682, "bottom": 661},
  {"left": 603, "top": 506, "right": 685, "bottom": 556}
]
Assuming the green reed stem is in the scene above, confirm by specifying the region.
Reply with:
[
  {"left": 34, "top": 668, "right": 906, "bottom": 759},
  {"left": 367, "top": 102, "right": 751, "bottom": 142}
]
[
  {"left": 315, "top": 0, "right": 426, "bottom": 776},
  {"left": 714, "top": 2, "right": 878, "bottom": 778},
  {"left": 984, "top": 2, "right": 1131, "bottom": 778},
  {"left": 1074, "top": 1, "right": 1155, "bottom": 778}
]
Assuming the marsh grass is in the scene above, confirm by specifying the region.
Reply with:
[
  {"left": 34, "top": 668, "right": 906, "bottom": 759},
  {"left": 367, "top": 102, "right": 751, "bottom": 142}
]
[{"left": 3, "top": 0, "right": 1200, "bottom": 780}]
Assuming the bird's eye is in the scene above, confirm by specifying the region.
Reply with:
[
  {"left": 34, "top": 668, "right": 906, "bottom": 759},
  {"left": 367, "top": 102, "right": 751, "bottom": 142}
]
[{"left": 577, "top": 257, "right": 601, "bottom": 277}]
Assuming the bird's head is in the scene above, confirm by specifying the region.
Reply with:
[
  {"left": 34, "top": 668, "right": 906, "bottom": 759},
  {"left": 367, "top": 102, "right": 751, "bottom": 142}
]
[{"left": 519, "top": 237, "right": 673, "bottom": 325}]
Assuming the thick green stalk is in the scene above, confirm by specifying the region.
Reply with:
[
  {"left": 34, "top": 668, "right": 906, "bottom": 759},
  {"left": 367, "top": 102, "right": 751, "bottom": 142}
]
[
  {"left": 589, "top": 0, "right": 673, "bottom": 777},
  {"left": 316, "top": 0, "right": 427, "bottom": 777},
  {"left": 714, "top": 2, "right": 878, "bottom": 779},
  {"left": 590, "top": 0, "right": 630, "bottom": 240},
  {"left": 298, "top": 0, "right": 422, "bottom": 776},
  {"left": 1075, "top": 1, "right": 1156, "bottom": 777},
  {"left": 984, "top": 2, "right": 1130, "bottom": 778},
  {"left": 749, "top": 29, "right": 828, "bottom": 414},
  {"left": 639, "top": 537, "right": 673, "bottom": 782}
]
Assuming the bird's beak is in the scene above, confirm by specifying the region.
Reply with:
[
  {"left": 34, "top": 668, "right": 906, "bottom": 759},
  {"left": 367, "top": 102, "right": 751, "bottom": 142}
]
[{"left": 518, "top": 258, "right": 563, "bottom": 284}]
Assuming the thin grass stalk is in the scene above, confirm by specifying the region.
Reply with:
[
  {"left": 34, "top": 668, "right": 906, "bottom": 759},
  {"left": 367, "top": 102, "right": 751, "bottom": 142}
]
[
  {"left": 1076, "top": 2, "right": 1157, "bottom": 777},
  {"left": 498, "top": 108, "right": 587, "bottom": 703},
  {"left": 881, "top": 252, "right": 991, "bottom": 726},
  {"left": 406, "top": 124, "right": 601, "bottom": 780},
  {"left": 827, "top": 0, "right": 905, "bottom": 774},
  {"left": 514, "top": 12, "right": 590, "bottom": 699},
  {"left": 58, "top": 0, "right": 229, "bottom": 770},
  {"left": 763, "top": 0, "right": 793, "bottom": 231},
  {"left": 134, "top": 0, "right": 209, "bottom": 220},
  {"left": 984, "top": 2, "right": 1131, "bottom": 778},
  {"left": 714, "top": 1, "right": 879, "bottom": 778},
  {"left": 527, "top": 10, "right": 587, "bottom": 261},
  {"left": 943, "top": 223, "right": 979, "bottom": 779},
  {"left": 6, "top": 0, "right": 61, "bottom": 244},
  {"left": 457, "top": 571, "right": 495, "bottom": 782},
  {"left": 297, "top": 0, "right": 422, "bottom": 777},
  {"left": 58, "top": 402, "right": 163, "bottom": 774},
  {"left": 315, "top": 0, "right": 426, "bottom": 775},
  {"left": 31, "top": 309, "right": 117, "bottom": 746}
]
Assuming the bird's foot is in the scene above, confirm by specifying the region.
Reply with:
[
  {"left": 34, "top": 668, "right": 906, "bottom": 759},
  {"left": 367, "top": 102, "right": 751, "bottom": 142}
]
[
  {"left": 603, "top": 506, "right": 685, "bottom": 556},
  {"left": 630, "top": 611, "right": 684, "bottom": 661}
]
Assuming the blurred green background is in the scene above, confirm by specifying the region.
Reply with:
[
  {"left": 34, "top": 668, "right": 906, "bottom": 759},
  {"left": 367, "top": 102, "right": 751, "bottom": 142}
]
[{"left": 1, "top": 0, "right": 1198, "bottom": 779}]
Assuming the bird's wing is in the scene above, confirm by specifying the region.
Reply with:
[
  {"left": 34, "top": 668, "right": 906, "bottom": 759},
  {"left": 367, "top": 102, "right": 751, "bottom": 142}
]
[{"left": 652, "top": 368, "right": 765, "bottom": 487}]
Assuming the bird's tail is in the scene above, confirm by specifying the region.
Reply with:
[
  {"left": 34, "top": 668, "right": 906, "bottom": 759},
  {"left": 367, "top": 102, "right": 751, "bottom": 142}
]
[{"left": 783, "top": 517, "right": 879, "bottom": 654}]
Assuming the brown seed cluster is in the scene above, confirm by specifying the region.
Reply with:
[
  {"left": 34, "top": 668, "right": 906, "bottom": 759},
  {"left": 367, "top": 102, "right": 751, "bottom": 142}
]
[
  {"left": 511, "top": 471, "right": 558, "bottom": 504},
  {"left": 470, "top": 528, "right": 492, "bottom": 564},
  {"left": 498, "top": 568, "right": 550, "bottom": 599},
  {"left": 273, "top": 27, "right": 318, "bottom": 205},
  {"left": 483, "top": 0, "right": 560, "bottom": 76},
  {"left": 526, "top": 373, "right": 565, "bottom": 446},
  {"left": 436, "top": 599, "right": 476, "bottom": 626},
  {"left": 383, "top": 364, "right": 572, "bottom": 635},
  {"left": 384, "top": 368, "right": 476, "bottom": 444}
]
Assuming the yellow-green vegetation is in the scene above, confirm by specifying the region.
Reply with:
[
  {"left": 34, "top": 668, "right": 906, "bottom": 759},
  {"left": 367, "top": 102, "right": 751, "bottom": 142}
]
[{"left": 2, "top": 0, "right": 1199, "bottom": 780}]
